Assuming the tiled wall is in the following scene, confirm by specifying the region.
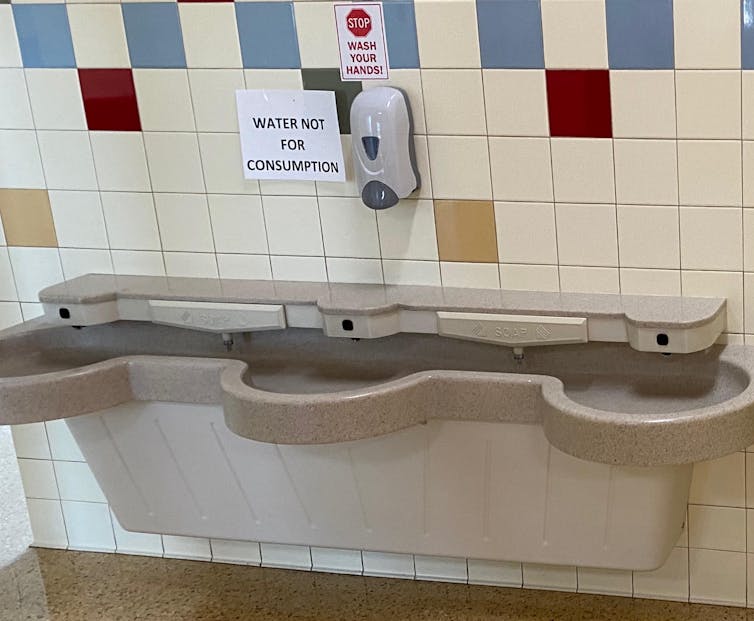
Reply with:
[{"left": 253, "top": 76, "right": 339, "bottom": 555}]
[{"left": 3, "top": 0, "right": 754, "bottom": 608}]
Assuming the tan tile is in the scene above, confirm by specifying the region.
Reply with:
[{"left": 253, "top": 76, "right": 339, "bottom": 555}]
[
  {"left": 0, "top": 189, "right": 57, "bottom": 247},
  {"left": 434, "top": 200, "right": 498, "bottom": 263}
]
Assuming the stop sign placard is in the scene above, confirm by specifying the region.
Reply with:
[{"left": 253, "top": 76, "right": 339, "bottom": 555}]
[{"left": 346, "top": 8, "right": 371, "bottom": 37}]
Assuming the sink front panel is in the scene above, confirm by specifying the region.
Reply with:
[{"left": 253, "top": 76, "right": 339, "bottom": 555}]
[{"left": 67, "top": 401, "right": 691, "bottom": 572}]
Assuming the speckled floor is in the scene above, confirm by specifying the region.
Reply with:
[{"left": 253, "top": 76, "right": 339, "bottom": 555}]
[{"left": 1, "top": 549, "right": 754, "bottom": 621}]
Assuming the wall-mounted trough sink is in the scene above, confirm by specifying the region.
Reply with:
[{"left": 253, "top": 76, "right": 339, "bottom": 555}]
[{"left": 0, "top": 275, "right": 745, "bottom": 571}]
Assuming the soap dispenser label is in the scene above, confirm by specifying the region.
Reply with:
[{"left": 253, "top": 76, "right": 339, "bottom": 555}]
[
  {"left": 235, "top": 89, "right": 345, "bottom": 182},
  {"left": 335, "top": 3, "right": 389, "bottom": 81}
]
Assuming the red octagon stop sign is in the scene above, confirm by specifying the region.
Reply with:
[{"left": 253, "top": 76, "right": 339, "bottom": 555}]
[{"left": 346, "top": 8, "right": 372, "bottom": 37}]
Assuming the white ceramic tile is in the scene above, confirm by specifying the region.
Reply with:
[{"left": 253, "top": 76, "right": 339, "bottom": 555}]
[
  {"left": 556, "top": 203, "right": 618, "bottom": 267},
  {"left": 688, "top": 505, "right": 746, "bottom": 552},
  {"left": 377, "top": 199, "right": 437, "bottom": 261},
  {"left": 499, "top": 264, "right": 560, "bottom": 292},
  {"left": 164, "top": 252, "right": 218, "bottom": 278},
  {"left": 362, "top": 551, "right": 415, "bottom": 579},
  {"left": 742, "top": 72, "right": 754, "bottom": 140},
  {"left": 577, "top": 568, "right": 633, "bottom": 597},
  {"left": 551, "top": 138, "right": 614, "bottom": 203},
  {"left": 216, "top": 254, "right": 271, "bottom": 280},
  {"left": 60, "top": 249, "right": 113, "bottom": 279},
  {"left": 179, "top": 4, "right": 241, "bottom": 68},
  {"left": 188, "top": 69, "right": 243, "bottom": 133},
  {"left": 45, "top": 420, "right": 84, "bottom": 462},
  {"left": 210, "top": 539, "right": 261, "bottom": 565},
  {"left": 689, "top": 549, "right": 746, "bottom": 606},
  {"left": 49, "top": 191, "right": 108, "bottom": 249},
  {"left": 0, "top": 301, "right": 22, "bottom": 328},
  {"left": 678, "top": 140, "right": 742, "bottom": 207},
  {"left": 198, "top": 133, "right": 260, "bottom": 195},
  {"left": 162, "top": 535, "right": 212, "bottom": 561},
  {"left": 8, "top": 248, "right": 63, "bottom": 303},
  {"left": 319, "top": 197, "right": 380, "bottom": 258},
  {"left": 682, "top": 271, "right": 744, "bottom": 333},
  {"left": 467, "top": 560, "right": 522, "bottom": 587},
  {"left": 610, "top": 70, "right": 676, "bottom": 139},
  {"left": 680, "top": 207, "right": 742, "bottom": 271},
  {"left": 0, "top": 247, "right": 18, "bottom": 301},
  {"left": 326, "top": 257, "right": 383, "bottom": 284},
  {"left": 37, "top": 131, "right": 97, "bottom": 191},
  {"left": 91, "top": 132, "right": 151, "bottom": 192},
  {"left": 440, "top": 262, "right": 499, "bottom": 288},
  {"left": 294, "top": 1, "right": 339, "bottom": 68},
  {"left": 746, "top": 274, "right": 754, "bottom": 334},
  {"left": 427, "top": 136, "right": 491, "bottom": 200},
  {"left": 62, "top": 501, "right": 115, "bottom": 553},
  {"left": 522, "top": 563, "right": 577, "bottom": 591},
  {"left": 489, "top": 137, "right": 553, "bottom": 202},
  {"left": 0, "top": 69, "right": 32, "bottom": 129},
  {"left": 269, "top": 255, "right": 327, "bottom": 281},
  {"left": 316, "top": 135, "right": 359, "bottom": 198},
  {"left": 746, "top": 455, "right": 754, "bottom": 508},
  {"left": 11, "top": 423, "right": 50, "bottom": 460},
  {"left": 414, "top": 555, "right": 468, "bottom": 583},
  {"left": 748, "top": 509, "right": 754, "bottom": 548},
  {"left": 621, "top": 268, "right": 681, "bottom": 296},
  {"left": 154, "top": 193, "right": 213, "bottom": 252},
  {"left": 26, "top": 498, "right": 67, "bottom": 549},
  {"left": 144, "top": 132, "right": 205, "bottom": 193},
  {"left": 676, "top": 70, "right": 741, "bottom": 139},
  {"left": 53, "top": 460, "right": 106, "bottom": 503},
  {"left": 263, "top": 196, "right": 323, "bottom": 256},
  {"left": 310, "top": 547, "right": 363, "bottom": 575},
  {"left": 111, "top": 250, "right": 165, "bottom": 276},
  {"left": 19, "top": 302, "right": 42, "bottom": 321},
  {"left": 261, "top": 178, "right": 317, "bottom": 198},
  {"left": 244, "top": 69, "right": 303, "bottom": 90},
  {"left": 382, "top": 259, "right": 441, "bottom": 285},
  {"left": 541, "top": 0, "right": 607, "bottom": 68},
  {"left": 101, "top": 192, "right": 161, "bottom": 251},
  {"left": 111, "top": 510, "right": 163, "bottom": 557},
  {"left": 363, "top": 70, "right": 426, "bottom": 134},
  {"left": 689, "top": 452, "right": 746, "bottom": 507},
  {"left": 742, "top": 143, "right": 754, "bottom": 207},
  {"left": 17, "top": 459, "right": 58, "bottom": 500},
  {"left": 613, "top": 140, "right": 678, "bottom": 205},
  {"left": 674, "top": 0, "right": 740, "bottom": 69},
  {"left": 415, "top": 0, "right": 480, "bottom": 68},
  {"left": 0, "top": 130, "right": 44, "bottom": 189},
  {"left": 483, "top": 70, "right": 548, "bottom": 137},
  {"left": 260, "top": 543, "right": 312, "bottom": 570},
  {"left": 559, "top": 266, "right": 620, "bottom": 293},
  {"left": 133, "top": 69, "right": 195, "bottom": 132},
  {"left": 422, "top": 69, "right": 485, "bottom": 135},
  {"left": 633, "top": 547, "right": 689, "bottom": 602},
  {"left": 208, "top": 194, "right": 267, "bottom": 254},
  {"left": 617, "top": 205, "right": 680, "bottom": 269},
  {"left": 495, "top": 202, "right": 557, "bottom": 265},
  {"left": 0, "top": 7, "right": 21, "bottom": 68},
  {"left": 68, "top": 4, "right": 129, "bottom": 68}
]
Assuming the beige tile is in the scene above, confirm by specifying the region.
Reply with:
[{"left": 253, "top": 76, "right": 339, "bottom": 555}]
[
  {"left": 551, "top": 138, "right": 614, "bottom": 203},
  {"left": 688, "top": 505, "right": 746, "bottom": 552},
  {"left": 680, "top": 207, "right": 742, "bottom": 271},
  {"left": 415, "top": 0, "right": 480, "bottom": 69},
  {"left": 495, "top": 202, "right": 557, "bottom": 265},
  {"left": 540, "top": 0, "right": 607, "bottom": 69},
  {"left": 613, "top": 140, "right": 678, "bottom": 205},
  {"left": 0, "top": 189, "right": 57, "bottom": 247},
  {"left": 689, "top": 549, "right": 746, "bottom": 606},
  {"left": 489, "top": 137, "right": 553, "bottom": 202},
  {"left": 427, "top": 136, "right": 491, "bottom": 200},
  {"left": 422, "top": 69, "right": 485, "bottom": 135},
  {"left": 499, "top": 264, "right": 559, "bottom": 292},
  {"left": 633, "top": 547, "right": 689, "bottom": 602},
  {"left": 440, "top": 262, "right": 499, "bottom": 288},
  {"left": 743, "top": 72, "right": 754, "bottom": 140},
  {"left": 617, "top": 205, "right": 679, "bottom": 270},
  {"left": 559, "top": 266, "right": 619, "bottom": 293},
  {"left": 619, "top": 269, "right": 681, "bottom": 296},
  {"left": 610, "top": 70, "right": 676, "bottom": 139},
  {"left": 483, "top": 69, "right": 549, "bottom": 137},
  {"left": 577, "top": 567, "right": 632, "bottom": 597},
  {"left": 689, "top": 452, "right": 746, "bottom": 507},
  {"left": 434, "top": 200, "right": 497, "bottom": 263},
  {"left": 556, "top": 203, "right": 618, "bottom": 267},
  {"left": 675, "top": 71, "right": 741, "bottom": 139},
  {"left": 673, "top": 0, "right": 740, "bottom": 69},
  {"left": 678, "top": 140, "right": 742, "bottom": 207},
  {"left": 682, "top": 270, "right": 744, "bottom": 333}
]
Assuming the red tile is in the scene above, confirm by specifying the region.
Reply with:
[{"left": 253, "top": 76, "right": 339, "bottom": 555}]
[
  {"left": 78, "top": 69, "right": 141, "bottom": 132},
  {"left": 546, "top": 70, "right": 612, "bottom": 138}
]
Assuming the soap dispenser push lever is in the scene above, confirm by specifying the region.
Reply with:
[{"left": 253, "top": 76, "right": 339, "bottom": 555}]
[{"left": 350, "top": 87, "right": 420, "bottom": 209}]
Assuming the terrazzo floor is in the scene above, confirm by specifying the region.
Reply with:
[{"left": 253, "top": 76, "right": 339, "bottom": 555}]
[{"left": 0, "top": 548, "right": 753, "bottom": 621}]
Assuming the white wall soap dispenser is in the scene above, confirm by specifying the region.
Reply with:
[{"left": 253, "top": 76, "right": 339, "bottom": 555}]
[{"left": 350, "top": 87, "right": 420, "bottom": 209}]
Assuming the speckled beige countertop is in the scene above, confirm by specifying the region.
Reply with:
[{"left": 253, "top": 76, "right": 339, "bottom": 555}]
[{"left": 0, "top": 548, "right": 751, "bottom": 621}]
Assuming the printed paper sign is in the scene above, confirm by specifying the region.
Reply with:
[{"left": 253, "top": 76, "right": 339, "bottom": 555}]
[
  {"left": 236, "top": 89, "right": 345, "bottom": 182},
  {"left": 334, "top": 3, "right": 389, "bottom": 81}
]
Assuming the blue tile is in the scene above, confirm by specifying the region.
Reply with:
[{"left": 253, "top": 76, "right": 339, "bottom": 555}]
[
  {"left": 606, "top": 0, "right": 674, "bottom": 69},
  {"left": 236, "top": 2, "right": 300, "bottom": 69},
  {"left": 743, "top": 0, "right": 754, "bottom": 68},
  {"left": 13, "top": 4, "right": 75, "bottom": 68},
  {"left": 122, "top": 3, "right": 186, "bottom": 69},
  {"left": 383, "top": 2, "right": 419, "bottom": 69},
  {"left": 477, "top": 0, "right": 544, "bottom": 69}
]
